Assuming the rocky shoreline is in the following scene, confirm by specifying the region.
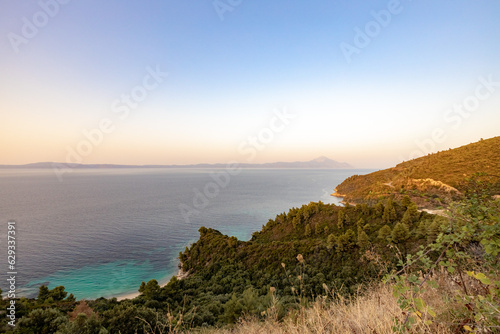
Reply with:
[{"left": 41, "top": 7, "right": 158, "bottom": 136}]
[{"left": 176, "top": 262, "right": 190, "bottom": 280}]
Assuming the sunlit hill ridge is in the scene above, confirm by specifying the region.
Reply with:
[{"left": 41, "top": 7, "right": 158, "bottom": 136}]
[{"left": 334, "top": 136, "right": 500, "bottom": 208}]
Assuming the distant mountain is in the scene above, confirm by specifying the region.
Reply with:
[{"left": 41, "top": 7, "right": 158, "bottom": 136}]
[
  {"left": 0, "top": 157, "right": 353, "bottom": 170},
  {"left": 243, "top": 156, "right": 353, "bottom": 169},
  {"left": 334, "top": 136, "right": 500, "bottom": 208}
]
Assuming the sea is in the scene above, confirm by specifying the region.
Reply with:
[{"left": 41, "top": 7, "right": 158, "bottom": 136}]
[{"left": 0, "top": 168, "right": 372, "bottom": 300}]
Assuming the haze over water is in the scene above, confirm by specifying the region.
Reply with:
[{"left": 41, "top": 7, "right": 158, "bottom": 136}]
[{"left": 0, "top": 168, "right": 371, "bottom": 300}]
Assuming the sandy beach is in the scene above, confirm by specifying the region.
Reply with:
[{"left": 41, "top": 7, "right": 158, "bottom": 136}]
[{"left": 116, "top": 265, "right": 189, "bottom": 301}]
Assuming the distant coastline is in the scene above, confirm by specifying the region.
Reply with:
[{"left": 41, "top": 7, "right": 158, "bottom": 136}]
[
  {"left": 0, "top": 156, "right": 354, "bottom": 170},
  {"left": 0, "top": 157, "right": 355, "bottom": 169}
]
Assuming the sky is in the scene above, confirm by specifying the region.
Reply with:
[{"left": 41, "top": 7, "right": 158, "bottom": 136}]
[{"left": 0, "top": 0, "right": 499, "bottom": 168}]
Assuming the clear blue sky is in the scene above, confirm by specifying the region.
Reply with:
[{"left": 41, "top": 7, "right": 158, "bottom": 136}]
[{"left": 1, "top": 0, "right": 499, "bottom": 168}]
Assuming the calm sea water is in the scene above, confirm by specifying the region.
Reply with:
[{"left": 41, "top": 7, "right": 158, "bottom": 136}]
[{"left": 0, "top": 168, "right": 372, "bottom": 300}]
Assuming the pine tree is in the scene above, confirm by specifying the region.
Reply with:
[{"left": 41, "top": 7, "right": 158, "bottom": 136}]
[
  {"left": 357, "top": 227, "right": 370, "bottom": 249},
  {"left": 305, "top": 224, "right": 312, "bottom": 237},
  {"left": 337, "top": 209, "right": 345, "bottom": 229},
  {"left": 336, "top": 229, "right": 355, "bottom": 252},
  {"left": 142, "top": 279, "right": 160, "bottom": 300},
  {"left": 391, "top": 222, "right": 410, "bottom": 244},
  {"left": 375, "top": 202, "right": 385, "bottom": 217},
  {"left": 335, "top": 235, "right": 346, "bottom": 252},
  {"left": 37, "top": 285, "right": 50, "bottom": 303},
  {"left": 416, "top": 220, "right": 429, "bottom": 237},
  {"left": 344, "top": 228, "right": 356, "bottom": 246},
  {"left": 315, "top": 223, "right": 321, "bottom": 235},
  {"left": 49, "top": 286, "right": 67, "bottom": 302},
  {"left": 427, "top": 220, "right": 441, "bottom": 243},
  {"left": 327, "top": 233, "right": 336, "bottom": 250},
  {"left": 401, "top": 195, "right": 412, "bottom": 208},
  {"left": 402, "top": 202, "right": 420, "bottom": 226},
  {"left": 361, "top": 203, "right": 370, "bottom": 216},
  {"left": 303, "top": 209, "right": 310, "bottom": 221},
  {"left": 378, "top": 225, "right": 392, "bottom": 243},
  {"left": 383, "top": 200, "right": 397, "bottom": 224}
]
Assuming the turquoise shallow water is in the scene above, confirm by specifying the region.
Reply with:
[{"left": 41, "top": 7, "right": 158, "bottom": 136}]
[
  {"left": 25, "top": 260, "right": 176, "bottom": 300},
  {"left": 0, "top": 168, "right": 372, "bottom": 299}
]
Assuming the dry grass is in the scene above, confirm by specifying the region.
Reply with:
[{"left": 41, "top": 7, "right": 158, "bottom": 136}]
[
  {"left": 154, "top": 267, "right": 500, "bottom": 334},
  {"left": 188, "top": 281, "right": 460, "bottom": 334},
  {"left": 227, "top": 284, "right": 402, "bottom": 334},
  {"left": 188, "top": 266, "right": 499, "bottom": 334}
]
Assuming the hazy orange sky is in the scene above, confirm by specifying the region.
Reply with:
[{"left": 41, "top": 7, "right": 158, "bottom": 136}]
[{"left": 1, "top": 1, "right": 499, "bottom": 168}]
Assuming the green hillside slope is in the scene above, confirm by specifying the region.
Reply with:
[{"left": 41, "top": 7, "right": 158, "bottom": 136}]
[
  {"left": 168, "top": 200, "right": 438, "bottom": 327},
  {"left": 334, "top": 136, "right": 500, "bottom": 207}
]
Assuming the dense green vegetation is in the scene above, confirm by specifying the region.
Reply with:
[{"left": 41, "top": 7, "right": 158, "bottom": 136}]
[
  {"left": 175, "top": 199, "right": 438, "bottom": 324},
  {"left": 335, "top": 136, "right": 500, "bottom": 207}
]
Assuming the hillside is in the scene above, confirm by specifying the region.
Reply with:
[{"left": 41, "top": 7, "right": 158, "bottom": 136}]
[
  {"left": 334, "top": 136, "right": 500, "bottom": 208},
  {"left": 141, "top": 200, "right": 437, "bottom": 328}
]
